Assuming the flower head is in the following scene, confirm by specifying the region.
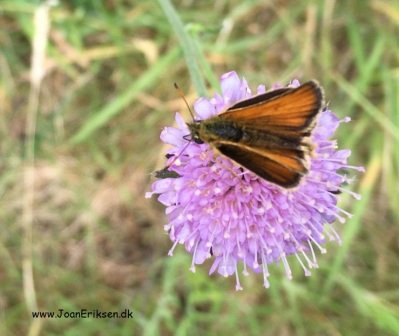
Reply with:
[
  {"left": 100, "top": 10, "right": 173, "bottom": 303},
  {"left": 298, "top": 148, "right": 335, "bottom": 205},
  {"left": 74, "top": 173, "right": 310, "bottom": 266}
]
[{"left": 146, "top": 71, "right": 364, "bottom": 290}]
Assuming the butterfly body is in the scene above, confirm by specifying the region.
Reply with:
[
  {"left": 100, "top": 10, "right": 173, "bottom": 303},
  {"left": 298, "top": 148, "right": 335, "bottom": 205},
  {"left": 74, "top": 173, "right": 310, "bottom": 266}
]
[
  {"left": 189, "top": 118, "right": 243, "bottom": 143},
  {"left": 186, "top": 81, "right": 324, "bottom": 188}
]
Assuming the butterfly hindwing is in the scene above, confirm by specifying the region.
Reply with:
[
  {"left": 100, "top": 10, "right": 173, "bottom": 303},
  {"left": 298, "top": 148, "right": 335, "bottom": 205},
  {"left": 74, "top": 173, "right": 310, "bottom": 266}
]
[{"left": 215, "top": 142, "right": 308, "bottom": 188}]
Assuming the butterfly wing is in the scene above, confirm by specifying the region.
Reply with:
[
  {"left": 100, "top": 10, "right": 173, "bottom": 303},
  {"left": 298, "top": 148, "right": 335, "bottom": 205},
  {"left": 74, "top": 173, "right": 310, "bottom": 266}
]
[
  {"left": 219, "top": 81, "right": 323, "bottom": 137},
  {"left": 211, "top": 81, "right": 323, "bottom": 187},
  {"left": 216, "top": 142, "right": 306, "bottom": 188}
]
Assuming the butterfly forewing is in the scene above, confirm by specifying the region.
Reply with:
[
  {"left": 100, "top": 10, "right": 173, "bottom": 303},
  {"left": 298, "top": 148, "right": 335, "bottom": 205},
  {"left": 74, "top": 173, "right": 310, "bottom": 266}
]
[{"left": 220, "top": 81, "right": 323, "bottom": 134}]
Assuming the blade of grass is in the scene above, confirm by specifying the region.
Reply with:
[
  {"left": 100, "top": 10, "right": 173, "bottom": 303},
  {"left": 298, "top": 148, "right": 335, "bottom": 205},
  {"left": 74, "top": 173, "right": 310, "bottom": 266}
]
[
  {"left": 331, "top": 72, "right": 399, "bottom": 143},
  {"left": 338, "top": 275, "right": 399, "bottom": 335},
  {"left": 322, "top": 143, "right": 381, "bottom": 295},
  {"left": 23, "top": 1, "right": 53, "bottom": 317},
  {"left": 384, "top": 70, "right": 399, "bottom": 219},
  {"left": 157, "top": 0, "right": 207, "bottom": 97},
  {"left": 346, "top": 15, "right": 365, "bottom": 68},
  {"left": 69, "top": 46, "right": 180, "bottom": 144},
  {"left": 190, "top": 27, "right": 220, "bottom": 92}
]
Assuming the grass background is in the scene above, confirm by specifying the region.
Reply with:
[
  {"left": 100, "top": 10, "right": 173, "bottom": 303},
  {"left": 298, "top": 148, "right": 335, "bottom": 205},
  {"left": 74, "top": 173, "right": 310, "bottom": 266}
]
[{"left": 1, "top": 0, "right": 399, "bottom": 335}]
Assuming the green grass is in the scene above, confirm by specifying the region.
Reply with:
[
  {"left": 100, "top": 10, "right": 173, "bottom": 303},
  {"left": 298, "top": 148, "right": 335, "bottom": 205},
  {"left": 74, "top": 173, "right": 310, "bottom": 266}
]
[{"left": 1, "top": 0, "right": 399, "bottom": 335}]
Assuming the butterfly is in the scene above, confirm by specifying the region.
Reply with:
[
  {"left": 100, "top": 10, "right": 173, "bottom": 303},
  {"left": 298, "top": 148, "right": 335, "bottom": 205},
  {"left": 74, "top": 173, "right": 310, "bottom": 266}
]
[{"left": 184, "top": 81, "right": 324, "bottom": 188}]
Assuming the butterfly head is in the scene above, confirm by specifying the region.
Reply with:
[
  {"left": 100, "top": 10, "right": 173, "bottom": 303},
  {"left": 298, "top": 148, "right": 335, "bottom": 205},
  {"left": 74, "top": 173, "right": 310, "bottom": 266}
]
[{"left": 187, "top": 121, "right": 205, "bottom": 144}]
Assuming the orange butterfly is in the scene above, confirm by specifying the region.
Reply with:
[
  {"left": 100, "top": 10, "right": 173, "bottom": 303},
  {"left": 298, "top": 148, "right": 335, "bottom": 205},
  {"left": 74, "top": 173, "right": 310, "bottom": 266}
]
[{"left": 185, "top": 81, "right": 324, "bottom": 188}]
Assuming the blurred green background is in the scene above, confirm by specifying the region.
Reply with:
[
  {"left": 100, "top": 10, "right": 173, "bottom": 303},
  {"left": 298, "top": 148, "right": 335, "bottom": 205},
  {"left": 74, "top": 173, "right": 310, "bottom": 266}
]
[{"left": 1, "top": 0, "right": 399, "bottom": 335}]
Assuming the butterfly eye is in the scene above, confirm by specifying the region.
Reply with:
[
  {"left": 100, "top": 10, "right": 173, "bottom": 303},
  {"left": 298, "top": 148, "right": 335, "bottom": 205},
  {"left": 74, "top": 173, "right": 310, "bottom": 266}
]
[{"left": 193, "top": 136, "right": 204, "bottom": 144}]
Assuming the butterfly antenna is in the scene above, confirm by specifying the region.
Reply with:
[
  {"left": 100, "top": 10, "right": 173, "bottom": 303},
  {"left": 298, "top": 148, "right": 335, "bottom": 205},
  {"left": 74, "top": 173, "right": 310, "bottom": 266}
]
[
  {"left": 174, "top": 83, "right": 195, "bottom": 122},
  {"left": 155, "top": 83, "right": 195, "bottom": 172}
]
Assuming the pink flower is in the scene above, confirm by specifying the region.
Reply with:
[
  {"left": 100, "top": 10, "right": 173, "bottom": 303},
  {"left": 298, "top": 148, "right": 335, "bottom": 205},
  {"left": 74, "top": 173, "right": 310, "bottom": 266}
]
[{"left": 146, "top": 71, "right": 364, "bottom": 290}]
